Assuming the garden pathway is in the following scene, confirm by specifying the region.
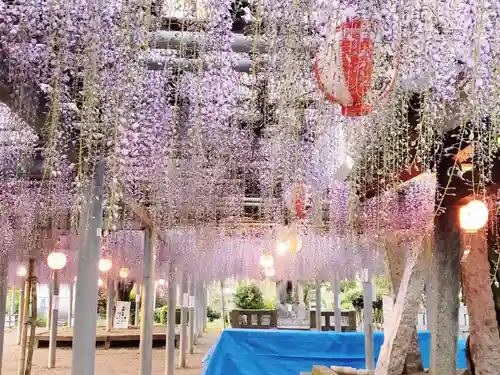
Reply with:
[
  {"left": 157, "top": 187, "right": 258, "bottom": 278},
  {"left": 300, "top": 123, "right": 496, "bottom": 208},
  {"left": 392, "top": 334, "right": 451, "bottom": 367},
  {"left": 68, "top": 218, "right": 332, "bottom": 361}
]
[{"left": 1, "top": 326, "right": 220, "bottom": 375}]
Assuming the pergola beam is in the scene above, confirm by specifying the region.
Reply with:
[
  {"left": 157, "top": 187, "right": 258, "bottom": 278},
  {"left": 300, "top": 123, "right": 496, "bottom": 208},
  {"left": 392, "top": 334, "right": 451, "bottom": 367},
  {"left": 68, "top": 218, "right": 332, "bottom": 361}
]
[
  {"left": 151, "top": 31, "right": 268, "bottom": 54},
  {"left": 159, "top": 16, "right": 255, "bottom": 35},
  {"left": 147, "top": 57, "right": 259, "bottom": 73},
  {"left": 151, "top": 30, "right": 318, "bottom": 55}
]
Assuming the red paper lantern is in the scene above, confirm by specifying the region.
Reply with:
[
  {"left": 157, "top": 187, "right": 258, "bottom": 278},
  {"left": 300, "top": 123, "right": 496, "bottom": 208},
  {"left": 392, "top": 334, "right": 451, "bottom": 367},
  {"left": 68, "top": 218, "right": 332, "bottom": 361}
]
[
  {"left": 291, "top": 183, "right": 310, "bottom": 220},
  {"left": 314, "top": 19, "right": 396, "bottom": 117}
]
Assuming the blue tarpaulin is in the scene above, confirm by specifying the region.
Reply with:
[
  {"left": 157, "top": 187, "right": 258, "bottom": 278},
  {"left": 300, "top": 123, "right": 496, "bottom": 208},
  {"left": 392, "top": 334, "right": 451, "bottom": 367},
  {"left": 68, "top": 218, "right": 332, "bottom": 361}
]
[{"left": 202, "top": 329, "right": 467, "bottom": 375}]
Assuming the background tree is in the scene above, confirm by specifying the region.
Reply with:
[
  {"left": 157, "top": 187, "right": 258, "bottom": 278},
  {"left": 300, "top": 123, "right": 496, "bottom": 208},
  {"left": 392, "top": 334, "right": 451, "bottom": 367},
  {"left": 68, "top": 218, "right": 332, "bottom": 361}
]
[{"left": 233, "top": 283, "right": 265, "bottom": 309}]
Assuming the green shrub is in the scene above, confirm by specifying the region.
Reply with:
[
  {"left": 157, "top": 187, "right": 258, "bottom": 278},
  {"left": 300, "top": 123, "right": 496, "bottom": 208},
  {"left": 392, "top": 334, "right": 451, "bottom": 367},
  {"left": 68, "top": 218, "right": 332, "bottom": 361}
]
[
  {"left": 263, "top": 297, "right": 276, "bottom": 310},
  {"left": 233, "top": 283, "right": 265, "bottom": 310},
  {"left": 36, "top": 317, "right": 47, "bottom": 327},
  {"left": 153, "top": 306, "right": 186, "bottom": 324},
  {"left": 207, "top": 306, "right": 221, "bottom": 322}
]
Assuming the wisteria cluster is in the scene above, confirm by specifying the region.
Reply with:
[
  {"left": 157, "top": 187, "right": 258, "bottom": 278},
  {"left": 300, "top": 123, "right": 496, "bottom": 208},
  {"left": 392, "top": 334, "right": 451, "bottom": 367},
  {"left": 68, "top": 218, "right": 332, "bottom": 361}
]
[{"left": 0, "top": 0, "right": 496, "bottom": 285}]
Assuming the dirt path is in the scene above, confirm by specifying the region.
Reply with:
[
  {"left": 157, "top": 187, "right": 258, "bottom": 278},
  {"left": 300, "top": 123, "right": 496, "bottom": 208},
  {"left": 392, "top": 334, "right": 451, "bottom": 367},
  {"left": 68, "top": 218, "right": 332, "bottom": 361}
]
[{"left": 1, "top": 327, "right": 220, "bottom": 375}]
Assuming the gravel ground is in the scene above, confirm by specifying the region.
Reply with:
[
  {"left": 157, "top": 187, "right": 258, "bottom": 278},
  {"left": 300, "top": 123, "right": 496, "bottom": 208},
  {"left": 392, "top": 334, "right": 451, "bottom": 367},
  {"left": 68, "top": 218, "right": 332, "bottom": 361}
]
[{"left": 1, "top": 327, "right": 220, "bottom": 375}]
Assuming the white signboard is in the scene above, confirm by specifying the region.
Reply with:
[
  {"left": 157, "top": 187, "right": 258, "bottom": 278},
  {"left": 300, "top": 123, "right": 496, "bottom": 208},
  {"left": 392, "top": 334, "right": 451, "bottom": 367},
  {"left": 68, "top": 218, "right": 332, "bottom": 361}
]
[
  {"left": 188, "top": 296, "right": 195, "bottom": 308},
  {"left": 114, "top": 301, "right": 131, "bottom": 329},
  {"left": 182, "top": 293, "right": 189, "bottom": 308},
  {"left": 52, "top": 295, "right": 60, "bottom": 310}
]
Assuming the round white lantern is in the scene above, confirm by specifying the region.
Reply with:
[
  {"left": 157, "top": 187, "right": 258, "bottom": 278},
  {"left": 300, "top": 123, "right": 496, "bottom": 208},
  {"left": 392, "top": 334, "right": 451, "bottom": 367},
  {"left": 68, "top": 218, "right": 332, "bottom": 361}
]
[
  {"left": 259, "top": 254, "right": 274, "bottom": 269},
  {"left": 99, "top": 258, "right": 113, "bottom": 273},
  {"left": 119, "top": 267, "right": 128, "bottom": 278},
  {"left": 17, "top": 266, "right": 27, "bottom": 277},
  {"left": 47, "top": 252, "right": 67, "bottom": 271}
]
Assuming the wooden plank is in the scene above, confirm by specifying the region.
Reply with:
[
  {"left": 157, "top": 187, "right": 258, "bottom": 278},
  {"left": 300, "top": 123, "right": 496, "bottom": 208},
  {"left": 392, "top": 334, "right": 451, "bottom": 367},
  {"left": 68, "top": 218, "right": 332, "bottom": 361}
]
[{"left": 312, "top": 365, "right": 338, "bottom": 375}]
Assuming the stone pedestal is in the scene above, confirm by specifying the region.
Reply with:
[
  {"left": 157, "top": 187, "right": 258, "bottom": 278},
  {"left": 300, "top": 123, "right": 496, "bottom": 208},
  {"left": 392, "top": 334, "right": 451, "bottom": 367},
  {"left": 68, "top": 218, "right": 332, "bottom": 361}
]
[{"left": 461, "top": 229, "right": 500, "bottom": 374}]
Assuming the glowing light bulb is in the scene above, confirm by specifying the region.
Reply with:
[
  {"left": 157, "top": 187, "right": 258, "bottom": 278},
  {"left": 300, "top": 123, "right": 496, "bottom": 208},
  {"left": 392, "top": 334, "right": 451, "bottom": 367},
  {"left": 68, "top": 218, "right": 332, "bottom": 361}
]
[
  {"left": 17, "top": 266, "right": 27, "bottom": 277},
  {"left": 459, "top": 200, "right": 488, "bottom": 233},
  {"left": 99, "top": 258, "right": 112, "bottom": 273},
  {"left": 276, "top": 241, "right": 290, "bottom": 255},
  {"left": 98, "top": 279, "right": 104, "bottom": 287},
  {"left": 119, "top": 268, "right": 128, "bottom": 278}
]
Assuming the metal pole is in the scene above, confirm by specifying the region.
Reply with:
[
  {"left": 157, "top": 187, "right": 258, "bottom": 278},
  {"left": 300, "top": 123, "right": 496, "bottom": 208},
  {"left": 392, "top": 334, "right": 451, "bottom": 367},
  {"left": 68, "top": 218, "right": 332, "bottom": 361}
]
[
  {"left": 48, "top": 270, "right": 60, "bottom": 368},
  {"left": 0, "top": 260, "right": 8, "bottom": 372},
  {"left": 363, "top": 267, "right": 374, "bottom": 370},
  {"left": 203, "top": 285, "right": 207, "bottom": 332},
  {"left": 16, "top": 287, "right": 25, "bottom": 345},
  {"left": 315, "top": 279, "right": 322, "bottom": 331},
  {"left": 153, "top": 282, "right": 157, "bottom": 311},
  {"left": 220, "top": 280, "right": 226, "bottom": 329},
  {"left": 68, "top": 283, "right": 74, "bottom": 327},
  {"left": 72, "top": 158, "right": 105, "bottom": 375},
  {"left": 188, "top": 279, "right": 195, "bottom": 353},
  {"left": 139, "top": 227, "right": 156, "bottom": 375},
  {"left": 197, "top": 282, "right": 203, "bottom": 338},
  {"left": 10, "top": 286, "right": 16, "bottom": 315},
  {"left": 105, "top": 276, "right": 114, "bottom": 331},
  {"left": 47, "top": 280, "right": 52, "bottom": 330},
  {"left": 333, "top": 274, "right": 342, "bottom": 332},
  {"left": 165, "top": 263, "right": 177, "bottom": 375},
  {"left": 135, "top": 284, "right": 141, "bottom": 326},
  {"left": 179, "top": 272, "right": 188, "bottom": 368}
]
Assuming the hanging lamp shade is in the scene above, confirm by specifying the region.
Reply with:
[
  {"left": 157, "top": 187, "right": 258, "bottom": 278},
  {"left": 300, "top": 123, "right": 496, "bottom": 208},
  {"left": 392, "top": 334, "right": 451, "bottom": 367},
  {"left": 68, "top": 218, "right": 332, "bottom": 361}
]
[{"left": 314, "top": 19, "right": 397, "bottom": 116}]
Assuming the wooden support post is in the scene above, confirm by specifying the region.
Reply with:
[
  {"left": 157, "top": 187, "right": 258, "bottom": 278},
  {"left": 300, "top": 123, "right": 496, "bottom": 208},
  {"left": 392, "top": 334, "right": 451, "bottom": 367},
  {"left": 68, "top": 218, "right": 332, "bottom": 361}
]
[
  {"left": 179, "top": 272, "right": 188, "bottom": 368},
  {"left": 461, "top": 229, "right": 500, "bottom": 373},
  {"left": 16, "top": 287, "right": 25, "bottom": 345},
  {"left": 363, "top": 267, "right": 374, "bottom": 370},
  {"left": 135, "top": 284, "right": 141, "bottom": 327},
  {"left": 315, "top": 279, "right": 322, "bottom": 331},
  {"left": 333, "top": 275, "right": 342, "bottom": 332},
  {"left": 139, "top": 227, "right": 156, "bottom": 375},
  {"left": 71, "top": 159, "right": 105, "bottom": 375},
  {"left": 48, "top": 270, "right": 60, "bottom": 368},
  {"left": 165, "top": 263, "right": 177, "bottom": 375},
  {"left": 105, "top": 276, "right": 114, "bottom": 332},
  {"left": 68, "top": 282, "right": 74, "bottom": 327},
  {"left": 25, "top": 259, "right": 37, "bottom": 375},
  {"left": 18, "top": 259, "right": 34, "bottom": 375},
  {"left": 0, "top": 259, "right": 7, "bottom": 373},
  {"left": 188, "top": 278, "right": 195, "bottom": 353}
]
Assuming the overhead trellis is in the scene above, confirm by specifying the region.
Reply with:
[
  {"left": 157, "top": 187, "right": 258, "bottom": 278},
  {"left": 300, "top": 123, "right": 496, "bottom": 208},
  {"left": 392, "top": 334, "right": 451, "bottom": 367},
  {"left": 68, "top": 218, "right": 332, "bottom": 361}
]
[{"left": 0, "top": 0, "right": 499, "bottom": 283}]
